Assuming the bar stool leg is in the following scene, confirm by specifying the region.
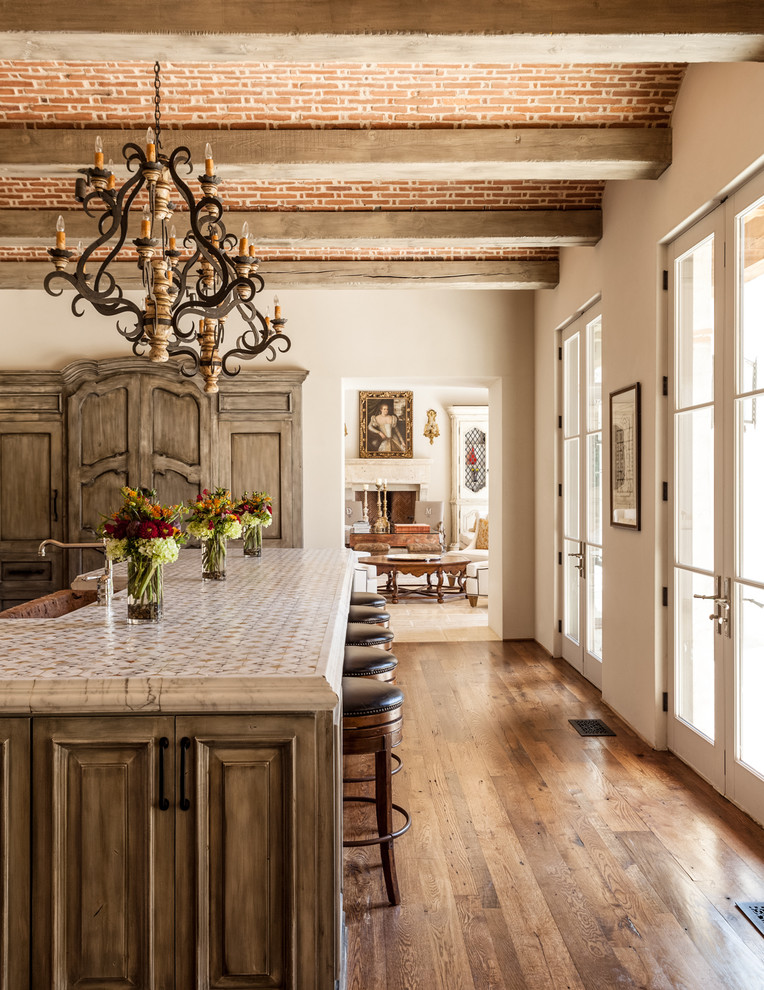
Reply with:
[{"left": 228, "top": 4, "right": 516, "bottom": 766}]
[{"left": 375, "top": 742, "right": 400, "bottom": 905}]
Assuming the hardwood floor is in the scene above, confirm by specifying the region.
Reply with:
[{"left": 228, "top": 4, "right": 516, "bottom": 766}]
[{"left": 343, "top": 641, "right": 764, "bottom": 989}]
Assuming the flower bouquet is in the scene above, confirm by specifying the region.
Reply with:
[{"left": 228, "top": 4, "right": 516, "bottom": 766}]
[
  {"left": 186, "top": 487, "right": 243, "bottom": 580},
  {"left": 234, "top": 491, "right": 273, "bottom": 557},
  {"left": 100, "top": 487, "right": 186, "bottom": 623}
]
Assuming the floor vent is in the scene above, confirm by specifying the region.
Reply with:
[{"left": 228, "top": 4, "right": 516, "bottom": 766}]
[
  {"left": 569, "top": 718, "right": 616, "bottom": 737},
  {"left": 737, "top": 902, "right": 764, "bottom": 936}
]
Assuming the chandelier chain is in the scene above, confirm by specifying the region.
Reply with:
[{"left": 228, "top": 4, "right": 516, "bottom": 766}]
[{"left": 153, "top": 61, "right": 162, "bottom": 151}]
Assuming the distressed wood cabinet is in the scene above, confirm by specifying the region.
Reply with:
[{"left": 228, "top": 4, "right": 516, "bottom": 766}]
[
  {"left": 0, "top": 360, "right": 307, "bottom": 593},
  {"left": 27, "top": 712, "right": 315, "bottom": 990},
  {"left": 0, "top": 385, "right": 64, "bottom": 608},
  {"left": 0, "top": 718, "right": 30, "bottom": 990}
]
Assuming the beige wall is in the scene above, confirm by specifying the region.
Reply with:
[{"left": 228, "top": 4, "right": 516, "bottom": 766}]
[
  {"left": 1, "top": 286, "right": 535, "bottom": 639},
  {"left": 534, "top": 62, "right": 764, "bottom": 746}
]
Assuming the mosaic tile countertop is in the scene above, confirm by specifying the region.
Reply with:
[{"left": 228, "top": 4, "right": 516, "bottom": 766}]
[{"left": 0, "top": 548, "right": 354, "bottom": 715}]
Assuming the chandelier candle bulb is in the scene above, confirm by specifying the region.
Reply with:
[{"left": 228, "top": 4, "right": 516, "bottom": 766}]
[
  {"left": 94, "top": 136, "right": 104, "bottom": 169},
  {"left": 107, "top": 159, "right": 115, "bottom": 190},
  {"left": 145, "top": 127, "right": 156, "bottom": 162},
  {"left": 204, "top": 142, "right": 214, "bottom": 177},
  {"left": 239, "top": 222, "right": 249, "bottom": 256},
  {"left": 274, "top": 295, "right": 281, "bottom": 318},
  {"left": 169, "top": 225, "right": 177, "bottom": 251},
  {"left": 140, "top": 208, "right": 151, "bottom": 239},
  {"left": 55, "top": 215, "right": 65, "bottom": 250}
]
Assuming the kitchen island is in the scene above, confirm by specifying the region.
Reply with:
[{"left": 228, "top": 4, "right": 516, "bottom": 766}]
[{"left": 0, "top": 548, "right": 352, "bottom": 990}]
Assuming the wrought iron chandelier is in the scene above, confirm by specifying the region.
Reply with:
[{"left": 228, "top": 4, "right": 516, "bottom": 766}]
[{"left": 46, "top": 62, "right": 291, "bottom": 394}]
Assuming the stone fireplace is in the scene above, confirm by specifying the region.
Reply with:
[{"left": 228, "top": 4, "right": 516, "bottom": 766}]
[{"left": 344, "top": 458, "right": 432, "bottom": 527}]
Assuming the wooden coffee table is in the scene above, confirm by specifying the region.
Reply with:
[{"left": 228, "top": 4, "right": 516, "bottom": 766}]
[{"left": 359, "top": 553, "right": 470, "bottom": 604}]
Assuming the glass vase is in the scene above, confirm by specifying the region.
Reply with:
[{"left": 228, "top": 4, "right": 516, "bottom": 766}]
[
  {"left": 127, "top": 557, "right": 163, "bottom": 624},
  {"left": 202, "top": 534, "right": 227, "bottom": 580},
  {"left": 243, "top": 523, "right": 262, "bottom": 557}
]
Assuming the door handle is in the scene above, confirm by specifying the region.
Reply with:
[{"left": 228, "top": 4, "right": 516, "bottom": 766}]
[
  {"left": 567, "top": 543, "right": 586, "bottom": 579},
  {"left": 158, "top": 736, "right": 170, "bottom": 811},
  {"left": 179, "top": 736, "right": 191, "bottom": 811},
  {"left": 694, "top": 576, "right": 731, "bottom": 638}
]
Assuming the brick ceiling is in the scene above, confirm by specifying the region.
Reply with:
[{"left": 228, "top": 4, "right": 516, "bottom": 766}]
[{"left": 0, "top": 1, "right": 760, "bottom": 288}]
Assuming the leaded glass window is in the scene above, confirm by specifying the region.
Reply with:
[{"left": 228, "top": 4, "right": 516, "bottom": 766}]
[{"left": 464, "top": 427, "right": 486, "bottom": 492}]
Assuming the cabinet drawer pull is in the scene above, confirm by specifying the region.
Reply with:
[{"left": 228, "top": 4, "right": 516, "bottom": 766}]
[
  {"left": 4, "top": 567, "right": 46, "bottom": 577},
  {"left": 179, "top": 736, "right": 191, "bottom": 811},
  {"left": 51, "top": 488, "right": 58, "bottom": 523},
  {"left": 158, "top": 736, "right": 170, "bottom": 811}
]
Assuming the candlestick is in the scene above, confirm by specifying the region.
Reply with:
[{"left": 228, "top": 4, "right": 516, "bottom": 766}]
[
  {"left": 204, "top": 141, "right": 214, "bottom": 176},
  {"left": 239, "top": 220, "right": 249, "bottom": 256},
  {"left": 169, "top": 224, "right": 177, "bottom": 251},
  {"left": 274, "top": 295, "right": 282, "bottom": 318},
  {"left": 55, "top": 214, "right": 65, "bottom": 250},
  {"left": 145, "top": 127, "right": 156, "bottom": 163},
  {"left": 94, "top": 135, "right": 104, "bottom": 169},
  {"left": 362, "top": 487, "right": 369, "bottom": 523}
]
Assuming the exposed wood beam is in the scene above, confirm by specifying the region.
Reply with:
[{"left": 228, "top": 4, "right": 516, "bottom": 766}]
[
  {"left": 0, "top": 209, "right": 601, "bottom": 248},
  {"left": 0, "top": 259, "right": 559, "bottom": 290},
  {"left": 0, "top": 128, "right": 671, "bottom": 182},
  {"left": 0, "top": 0, "right": 762, "bottom": 61}
]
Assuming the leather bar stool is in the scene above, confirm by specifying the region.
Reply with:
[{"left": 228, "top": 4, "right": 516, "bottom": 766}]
[
  {"left": 350, "top": 591, "right": 387, "bottom": 609},
  {"left": 346, "top": 621, "right": 394, "bottom": 652},
  {"left": 342, "top": 676, "right": 411, "bottom": 905},
  {"left": 344, "top": 645, "right": 398, "bottom": 683},
  {"left": 347, "top": 604, "right": 391, "bottom": 628}
]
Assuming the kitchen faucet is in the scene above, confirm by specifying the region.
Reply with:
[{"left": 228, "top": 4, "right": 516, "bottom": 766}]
[{"left": 38, "top": 540, "right": 113, "bottom": 606}]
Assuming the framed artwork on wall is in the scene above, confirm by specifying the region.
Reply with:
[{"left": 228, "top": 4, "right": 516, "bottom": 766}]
[
  {"left": 359, "top": 391, "right": 413, "bottom": 458},
  {"left": 609, "top": 382, "right": 641, "bottom": 530}
]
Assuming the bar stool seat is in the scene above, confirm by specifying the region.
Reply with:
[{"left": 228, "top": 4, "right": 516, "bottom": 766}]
[
  {"left": 346, "top": 622, "right": 394, "bottom": 651},
  {"left": 343, "top": 645, "right": 398, "bottom": 681},
  {"left": 342, "top": 677, "right": 411, "bottom": 905},
  {"left": 348, "top": 604, "right": 391, "bottom": 627},
  {"left": 350, "top": 591, "right": 387, "bottom": 608}
]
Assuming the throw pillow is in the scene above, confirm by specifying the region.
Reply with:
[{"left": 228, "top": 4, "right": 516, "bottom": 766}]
[{"left": 475, "top": 517, "right": 489, "bottom": 550}]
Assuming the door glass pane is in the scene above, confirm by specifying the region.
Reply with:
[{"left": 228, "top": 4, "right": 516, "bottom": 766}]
[
  {"left": 564, "top": 334, "right": 579, "bottom": 437},
  {"left": 738, "top": 197, "right": 764, "bottom": 394},
  {"left": 676, "top": 236, "right": 714, "bottom": 409},
  {"left": 675, "top": 407, "right": 714, "bottom": 571},
  {"left": 586, "top": 545, "right": 603, "bottom": 659},
  {"left": 587, "top": 316, "right": 602, "bottom": 432},
  {"left": 564, "top": 539, "right": 580, "bottom": 643},
  {"left": 737, "top": 581, "right": 764, "bottom": 777},
  {"left": 587, "top": 432, "right": 602, "bottom": 545},
  {"left": 738, "top": 397, "right": 764, "bottom": 584},
  {"left": 675, "top": 568, "right": 715, "bottom": 741},
  {"left": 564, "top": 437, "right": 579, "bottom": 539}
]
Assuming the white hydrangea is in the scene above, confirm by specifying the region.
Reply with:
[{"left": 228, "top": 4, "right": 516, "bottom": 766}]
[
  {"left": 239, "top": 511, "right": 256, "bottom": 528},
  {"left": 221, "top": 517, "right": 243, "bottom": 540},
  {"left": 187, "top": 519, "right": 213, "bottom": 540},
  {"left": 105, "top": 538, "right": 129, "bottom": 562},
  {"left": 136, "top": 537, "right": 180, "bottom": 565}
]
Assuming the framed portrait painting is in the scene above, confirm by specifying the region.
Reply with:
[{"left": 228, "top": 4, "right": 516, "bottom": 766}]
[
  {"left": 610, "top": 382, "right": 641, "bottom": 530},
  {"left": 359, "top": 391, "right": 413, "bottom": 458}
]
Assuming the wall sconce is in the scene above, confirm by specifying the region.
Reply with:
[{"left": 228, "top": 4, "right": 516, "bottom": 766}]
[{"left": 423, "top": 409, "right": 440, "bottom": 445}]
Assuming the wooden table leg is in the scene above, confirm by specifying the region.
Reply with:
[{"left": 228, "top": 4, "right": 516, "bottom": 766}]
[
  {"left": 436, "top": 568, "right": 445, "bottom": 603},
  {"left": 390, "top": 568, "right": 399, "bottom": 604}
]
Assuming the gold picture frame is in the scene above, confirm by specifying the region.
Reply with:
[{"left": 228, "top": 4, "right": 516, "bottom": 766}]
[
  {"left": 359, "top": 391, "right": 413, "bottom": 458},
  {"left": 610, "top": 382, "right": 641, "bottom": 530}
]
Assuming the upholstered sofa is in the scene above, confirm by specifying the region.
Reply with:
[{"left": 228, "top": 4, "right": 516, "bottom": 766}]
[{"left": 459, "top": 516, "right": 489, "bottom": 605}]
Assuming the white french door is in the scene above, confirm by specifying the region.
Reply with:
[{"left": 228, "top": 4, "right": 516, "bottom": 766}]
[
  {"left": 668, "top": 170, "right": 764, "bottom": 823},
  {"left": 561, "top": 310, "right": 603, "bottom": 688}
]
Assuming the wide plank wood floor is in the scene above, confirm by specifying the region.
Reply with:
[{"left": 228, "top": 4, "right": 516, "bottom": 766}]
[{"left": 343, "top": 641, "right": 764, "bottom": 990}]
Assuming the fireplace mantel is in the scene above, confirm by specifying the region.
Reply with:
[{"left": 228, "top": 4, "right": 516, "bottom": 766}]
[{"left": 345, "top": 458, "right": 431, "bottom": 499}]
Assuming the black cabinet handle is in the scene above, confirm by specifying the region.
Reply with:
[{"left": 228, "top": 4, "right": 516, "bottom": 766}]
[
  {"left": 179, "top": 736, "right": 191, "bottom": 811},
  {"left": 158, "top": 736, "right": 170, "bottom": 811},
  {"left": 51, "top": 488, "right": 58, "bottom": 522}
]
